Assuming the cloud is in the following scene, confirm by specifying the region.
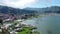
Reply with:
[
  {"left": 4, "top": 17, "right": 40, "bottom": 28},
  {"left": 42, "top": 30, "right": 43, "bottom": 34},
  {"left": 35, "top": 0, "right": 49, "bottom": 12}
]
[{"left": 0, "top": 0, "right": 37, "bottom": 9}]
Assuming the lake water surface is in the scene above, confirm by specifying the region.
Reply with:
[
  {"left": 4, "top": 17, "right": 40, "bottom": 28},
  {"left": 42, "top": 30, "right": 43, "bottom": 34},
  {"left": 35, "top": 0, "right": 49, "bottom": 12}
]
[{"left": 24, "top": 16, "right": 60, "bottom": 34}]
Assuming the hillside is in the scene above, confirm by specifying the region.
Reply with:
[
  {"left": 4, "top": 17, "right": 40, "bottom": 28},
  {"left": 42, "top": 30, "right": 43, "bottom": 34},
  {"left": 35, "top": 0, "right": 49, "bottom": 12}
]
[
  {"left": 0, "top": 5, "right": 60, "bottom": 15},
  {"left": 0, "top": 5, "right": 37, "bottom": 15},
  {"left": 25, "top": 6, "right": 60, "bottom": 14}
]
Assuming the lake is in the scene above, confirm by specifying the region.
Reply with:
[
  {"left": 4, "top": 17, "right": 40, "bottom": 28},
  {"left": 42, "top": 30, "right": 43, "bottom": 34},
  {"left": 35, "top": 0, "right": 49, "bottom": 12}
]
[{"left": 23, "top": 15, "right": 60, "bottom": 34}]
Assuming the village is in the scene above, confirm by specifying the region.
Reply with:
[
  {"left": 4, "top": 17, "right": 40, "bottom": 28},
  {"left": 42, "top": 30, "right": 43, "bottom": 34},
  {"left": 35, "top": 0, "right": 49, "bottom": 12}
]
[{"left": 0, "top": 14, "right": 40, "bottom": 34}]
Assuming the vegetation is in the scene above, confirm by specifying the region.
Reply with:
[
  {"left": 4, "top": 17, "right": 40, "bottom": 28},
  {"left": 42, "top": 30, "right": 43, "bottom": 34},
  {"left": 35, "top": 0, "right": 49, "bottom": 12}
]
[
  {"left": 32, "top": 31, "right": 40, "bottom": 34},
  {"left": 18, "top": 27, "right": 32, "bottom": 34},
  {"left": 18, "top": 27, "right": 39, "bottom": 34},
  {"left": 0, "top": 32, "right": 2, "bottom": 34},
  {"left": 0, "top": 19, "right": 3, "bottom": 25},
  {"left": 35, "top": 15, "right": 42, "bottom": 18}
]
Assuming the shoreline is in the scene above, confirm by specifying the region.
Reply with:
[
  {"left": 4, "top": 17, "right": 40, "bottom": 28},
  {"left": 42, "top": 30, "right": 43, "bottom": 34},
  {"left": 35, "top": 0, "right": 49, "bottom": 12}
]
[{"left": 39, "top": 13, "right": 60, "bottom": 16}]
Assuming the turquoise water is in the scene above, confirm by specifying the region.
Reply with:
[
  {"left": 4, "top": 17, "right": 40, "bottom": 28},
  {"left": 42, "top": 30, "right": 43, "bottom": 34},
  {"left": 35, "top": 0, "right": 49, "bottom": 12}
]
[{"left": 24, "top": 16, "right": 60, "bottom": 34}]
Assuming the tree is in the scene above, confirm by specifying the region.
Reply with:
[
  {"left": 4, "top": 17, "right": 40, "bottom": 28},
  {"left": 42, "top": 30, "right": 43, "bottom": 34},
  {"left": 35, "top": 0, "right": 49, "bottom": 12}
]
[{"left": 0, "top": 18, "right": 3, "bottom": 25}]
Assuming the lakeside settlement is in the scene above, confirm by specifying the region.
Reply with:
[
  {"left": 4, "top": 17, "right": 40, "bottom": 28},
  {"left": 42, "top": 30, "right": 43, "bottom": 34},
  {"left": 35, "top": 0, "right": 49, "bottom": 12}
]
[{"left": 0, "top": 14, "right": 40, "bottom": 34}]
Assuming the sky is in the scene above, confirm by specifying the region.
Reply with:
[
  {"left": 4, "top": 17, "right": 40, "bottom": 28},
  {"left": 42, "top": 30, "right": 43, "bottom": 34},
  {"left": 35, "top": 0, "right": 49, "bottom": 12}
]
[{"left": 0, "top": 0, "right": 60, "bottom": 9}]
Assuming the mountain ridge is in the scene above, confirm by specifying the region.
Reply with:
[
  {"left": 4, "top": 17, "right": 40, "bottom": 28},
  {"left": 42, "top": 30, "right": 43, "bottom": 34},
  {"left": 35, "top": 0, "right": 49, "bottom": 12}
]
[
  {"left": 0, "top": 5, "right": 37, "bottom": 15},
  {"left": 0, "top": 5, "right": 60, "bottom": 15},
  {"left": 25, "top": 6, "right": 60, "bottom": 14}
]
